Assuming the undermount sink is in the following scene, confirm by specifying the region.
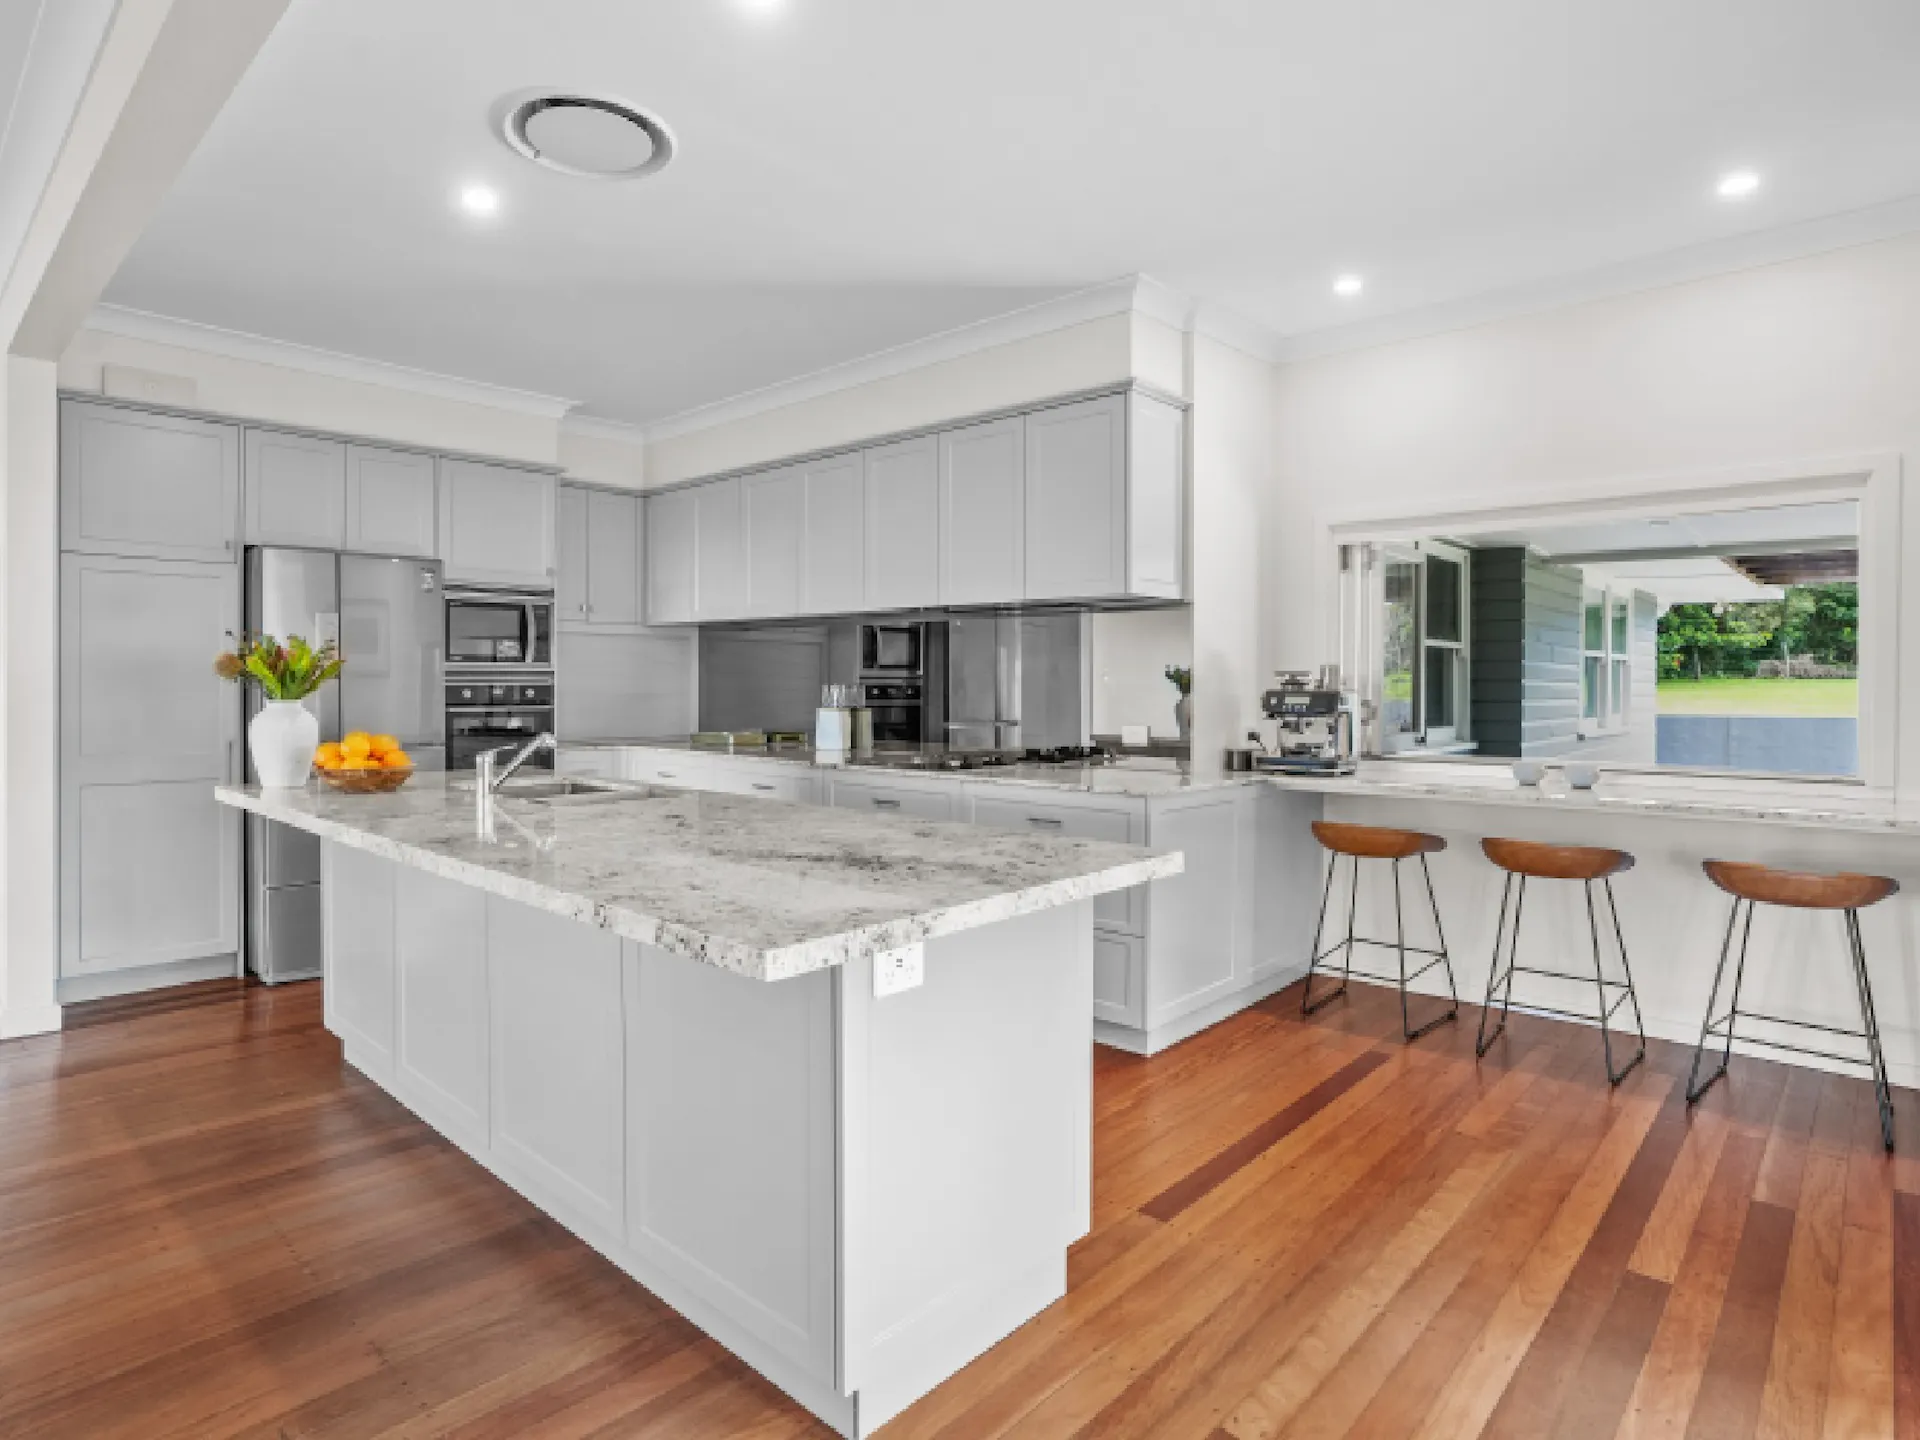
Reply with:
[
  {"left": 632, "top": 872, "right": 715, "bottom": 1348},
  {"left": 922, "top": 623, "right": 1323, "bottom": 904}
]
[{"left": 452, "top": 776, "right": 630, "bottom": 801}]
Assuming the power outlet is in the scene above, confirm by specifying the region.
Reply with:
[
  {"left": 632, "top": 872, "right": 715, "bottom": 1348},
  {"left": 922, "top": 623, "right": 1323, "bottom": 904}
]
[{"left": 873, "top": 943, "right": 926, "bottom": 998}]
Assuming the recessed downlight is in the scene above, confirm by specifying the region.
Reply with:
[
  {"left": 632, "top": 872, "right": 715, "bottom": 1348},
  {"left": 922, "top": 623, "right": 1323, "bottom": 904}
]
[
  {"left": 498, "top": 92, "right": 676, "bottom": 180},
  {"left": 1332, "top": 273, "right": 1365, "bottom": 298},
  {"left": 458, "top": 184, "right": 500, "bottom": 217},
  {"left": 1716, "top": 169, "right": 1761, "bottom": 200}
]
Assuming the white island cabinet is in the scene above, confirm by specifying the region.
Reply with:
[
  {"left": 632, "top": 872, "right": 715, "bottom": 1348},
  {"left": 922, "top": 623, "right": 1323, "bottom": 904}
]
[{"left": 218, "top": 775, "right": 1177, "bottom": 1438}]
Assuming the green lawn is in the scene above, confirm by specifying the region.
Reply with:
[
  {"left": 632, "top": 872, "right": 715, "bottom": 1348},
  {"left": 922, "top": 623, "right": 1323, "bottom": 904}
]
[{"left": 1656, "top": 677, "right": 1858, "bottom": 717}]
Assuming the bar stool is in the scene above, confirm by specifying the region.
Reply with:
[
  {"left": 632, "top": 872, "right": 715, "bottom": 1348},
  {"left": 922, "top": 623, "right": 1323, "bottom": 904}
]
[
  {"left": 1302, "top": 821, "right": 1460, "bottom": 1042},
  {"left": 1687, "top": 860, "right": 1898, "bottom": 1151},
  {"left": 1476, "top": 838, "right": 1647, "bottom": 1085}
]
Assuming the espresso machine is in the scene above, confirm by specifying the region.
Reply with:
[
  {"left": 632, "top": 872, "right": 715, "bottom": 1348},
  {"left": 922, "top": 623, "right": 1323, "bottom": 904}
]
[{"left": 1252, "top": 668, "right": 1357, "bottom": 775}]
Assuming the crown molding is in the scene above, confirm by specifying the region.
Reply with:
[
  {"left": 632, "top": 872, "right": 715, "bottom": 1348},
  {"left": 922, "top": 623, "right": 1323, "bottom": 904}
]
[
  {"left": 1272, "top": 193, "right": 1920, "bottom": 365},
  {"left": 82, "top": 304, "right": 580, "bottom": 419},
  {"left": 560, "top": 411, "right": 650, "bottom": 446}
]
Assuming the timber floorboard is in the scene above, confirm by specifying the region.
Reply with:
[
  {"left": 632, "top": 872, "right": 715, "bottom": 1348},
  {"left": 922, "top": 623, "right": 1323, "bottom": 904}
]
[{"left": 0, "top": 974, "right": 1912, "bottom": 1438}]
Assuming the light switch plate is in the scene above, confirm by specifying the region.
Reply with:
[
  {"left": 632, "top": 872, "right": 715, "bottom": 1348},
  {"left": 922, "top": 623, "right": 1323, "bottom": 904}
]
[{"left": 873, "top": 943, "right": 925, "bottom": 998}]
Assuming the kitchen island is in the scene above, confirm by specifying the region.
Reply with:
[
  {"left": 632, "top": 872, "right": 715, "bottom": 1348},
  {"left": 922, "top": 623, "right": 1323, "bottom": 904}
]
[{"left": 215, "top": 774, "right": 1180, "bottom": 1438}]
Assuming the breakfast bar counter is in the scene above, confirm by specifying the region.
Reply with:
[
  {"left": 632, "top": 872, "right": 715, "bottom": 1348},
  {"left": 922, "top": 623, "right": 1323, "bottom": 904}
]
[{"left": 215, "top": 774, "right": 1180, "bottom": 1438}]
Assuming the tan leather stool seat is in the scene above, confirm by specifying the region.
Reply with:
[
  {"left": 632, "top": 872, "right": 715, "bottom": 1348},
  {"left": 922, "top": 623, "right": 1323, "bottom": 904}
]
[
  {"left": 1312, "top": 821, "right": 1446, "bottom": 861},
  {"left": 1702, "top": 860, "right": 1897, "bottom": 911},
  {"left": 1481, "top": 837, "right": 1634, "bottom": 882}
]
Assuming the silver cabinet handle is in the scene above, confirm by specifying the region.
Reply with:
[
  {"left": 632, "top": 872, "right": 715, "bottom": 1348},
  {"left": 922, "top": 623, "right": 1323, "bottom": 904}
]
[
  {"left": 871, "top": 797, "right": 901, "bottom": 809},
  {"left": 657, "top": 770, "right": 676, "bottom": 779},
  {"left": 752, "top": 782, "right": 776, "bottom": 792},
  {"left": 1026, "top": 816, "right": 1064, "bottom": 828}
]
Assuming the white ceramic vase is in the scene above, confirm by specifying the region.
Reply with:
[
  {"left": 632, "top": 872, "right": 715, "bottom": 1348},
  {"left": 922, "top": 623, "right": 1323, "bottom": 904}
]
[{"left": 249, "top": 699, "right": 319, "bottom": 788}]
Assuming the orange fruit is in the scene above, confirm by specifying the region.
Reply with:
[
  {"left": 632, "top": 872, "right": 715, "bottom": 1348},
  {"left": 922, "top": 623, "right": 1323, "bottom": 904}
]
[
  {"left": 339, "top": 756, "right": 378, "bottom": 770},
  {"left": 341, "top": 732, "right": 373, "bottom": 760},
  {"left": 369, "top": 734, "right": 400, "bottom": 758},
  {"left": 381, "top": 750, "right": 412, "bottom": 770},
  {"left": 314, "top": 742, "right": 344, "bottom": 768}
]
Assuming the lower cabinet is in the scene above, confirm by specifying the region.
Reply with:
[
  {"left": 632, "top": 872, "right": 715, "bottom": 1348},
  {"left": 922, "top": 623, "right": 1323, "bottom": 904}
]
[
  {"left": 392, "top": 867, "right": 491, "bottom": 1153},
  {"left": 1092, "top": 930, "right": 1144, "bottom": 1028},
  {"left": 828, "top": 774, "right": 958, "bottom": 822},
  {"left": 966, "top": 792, "right": 1138, "bottom": 932}
]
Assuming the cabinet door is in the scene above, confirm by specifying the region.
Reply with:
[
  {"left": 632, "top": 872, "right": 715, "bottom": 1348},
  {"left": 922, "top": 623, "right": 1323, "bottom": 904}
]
[
  {"left": 694, "top": 479, "right": 747, "bottom": 621},
  {"left": 828, "top": 776, "right": 955, "bottom": 822},
  {"left": 437, "top": 458, "right": 556, "bottom": 587},
  {"left": 744, "top": 468, "right": 804, "bottom": 617},
  {"left": 1025, "top": 395, "right": 1126, "bottom": 601},
  {"left": 60, "top": 554, "right": 241, "bottom": 977},
  {"left": 555, "top": 484, "right": 591, "bottom": 622},
  {"left": 862, "top": 436, "right": 940, "bottom": 611},
  {"left": 940, "top": 417, "right": 1025, "bottom": 606},
  {"left": 1093, "top": 931, "right": 1144, "bottom": 1028},
  {"left": 646, "top": 488, "right": 698, "bottom": 624},
  {"left": 967, "top": 792, "right": 1140, "bottom": 932},
  {"left": 244, "top": 429, "right": 346, "bottom": 549},
  {"left": 800, "top": 453, "right": 865, "bottom": 615},
  {"left": 586, "top": 489, "right": 642, "bottom": 625},
  {"left": 345, "top": 445, "right": 437, "bottom": 558},
  {"left": 1126, "top": 394, "right": 1185, "bottom": 598},
  {"left": 60, "top": 401, "right": 240, "bottom": 562}
]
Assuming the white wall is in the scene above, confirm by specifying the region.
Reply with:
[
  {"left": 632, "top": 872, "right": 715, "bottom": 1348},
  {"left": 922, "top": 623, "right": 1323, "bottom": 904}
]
[
  {"left": 1270, "top": 230, "right": 1920, "bottom": 789},
  {"left": 1090, "top": 607, "right": 1191, "bottom": 739},
  {"left": 645, "top": 313, "right": 1136, "bottom": 486}
]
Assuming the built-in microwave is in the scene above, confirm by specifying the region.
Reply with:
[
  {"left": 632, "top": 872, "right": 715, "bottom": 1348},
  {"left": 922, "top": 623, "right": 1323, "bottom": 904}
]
[
  {"left": 860, "top": 622, "right": 924, "bottom": 677},
  {"left": 446, "top": 587, "right": 554, "bottom": 668}
]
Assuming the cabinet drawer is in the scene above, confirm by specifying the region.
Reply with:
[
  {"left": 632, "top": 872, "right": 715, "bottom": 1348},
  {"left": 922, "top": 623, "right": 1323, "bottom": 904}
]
[
  {"left": 966, "top": 794, "right": 1142, "bottom": 933},
  {"left": 623, "top": 752, "right": 707, "bottom": 787},
  {"left": 829, "top": 777, "right": 956, "bottom": 823},
  {"left": 1093, "top": 929, "right": 1144, "bottom": 1029},
  {"left": 697, "top": 757, "right": 818, "bottom": 804}
]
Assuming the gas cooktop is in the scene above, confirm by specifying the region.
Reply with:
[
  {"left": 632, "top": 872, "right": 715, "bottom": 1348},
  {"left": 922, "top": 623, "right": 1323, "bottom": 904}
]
[{"left": 857, "top": 745, "right": 1117, "bottom": 772}]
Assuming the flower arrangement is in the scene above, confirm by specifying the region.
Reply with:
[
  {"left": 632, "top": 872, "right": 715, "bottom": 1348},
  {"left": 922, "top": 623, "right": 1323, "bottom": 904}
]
[
  {"left": 213, "top": 633, "right": 342, "bottom": 701},
  {"left": 1164, "top": 664, "right": 1192, "bottom": 696}
]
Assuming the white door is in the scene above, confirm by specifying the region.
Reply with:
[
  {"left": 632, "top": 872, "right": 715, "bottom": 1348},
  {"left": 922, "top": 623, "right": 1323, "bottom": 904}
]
[
  {"left": 60, "top": 401, "right": 240, "bottom": 562},
  {"left": 586, "top": 490, "right": 641, "bottom": 625},
  {"left": 695, "top": 479, "right": 748, "bottom": 621},
  {"left": 940, "top": 416, "right": 1025, "bottom": 606},
  {"left": 345, "top": 445, "right": 437, "bottom": 557},
  {"left": 745, "top": 468, "right": 804, "bottom": 617},
  {"left": 60, "top": 554, "right": 241, "bottom": 978},
  {"left": 438, "top": 458, "right": 556, "bottom": 587},
  {"left": 243, "top": 429, "right": 346, "bottom": 549},
  {"left": 646, "top": 488, "right": 698, "bottom": 624},
  {"left": 863, "top": 436, "right": 940, "bottom": 611},
  {"left": 1024, "top": 394, "right": 1125, "bottom": 601},
  {"left": 800, "top": 453, "right": 865, "bottom": 615},
  {"left": 556, "top": 484, "right": 591, "bottom": 622}
]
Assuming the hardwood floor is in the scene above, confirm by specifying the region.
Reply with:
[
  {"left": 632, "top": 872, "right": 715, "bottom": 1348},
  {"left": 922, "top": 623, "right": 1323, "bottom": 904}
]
[{"left": 2, "top": 974, "right": 1913, "bottom": 1438}]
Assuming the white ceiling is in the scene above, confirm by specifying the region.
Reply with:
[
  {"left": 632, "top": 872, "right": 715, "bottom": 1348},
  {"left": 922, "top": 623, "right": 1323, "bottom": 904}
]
[
  {"left": 101, "top": 0, "right": 1920, "bottom": 427},
  {"left": 1454, "top": 501, "right": 1859, "bottom": 560}
]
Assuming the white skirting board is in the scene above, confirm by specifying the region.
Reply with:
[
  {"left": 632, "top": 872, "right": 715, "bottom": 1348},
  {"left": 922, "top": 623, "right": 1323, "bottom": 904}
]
[{"left": 1094, "top": 962, "right": 1305, "bottom": 1056}]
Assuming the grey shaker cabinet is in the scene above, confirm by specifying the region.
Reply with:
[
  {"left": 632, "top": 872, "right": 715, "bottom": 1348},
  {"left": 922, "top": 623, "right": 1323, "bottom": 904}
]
[
  {"left": 244, "top": 428, "right": 346, "bottom": 549},
  {"left": 438, "top": 458, "right": 556, "bottom": 588},
  {"left": 799, "top": 452, "right": 865, "bottom": 615},
  {"left": 744, "top": 467, "right": 804, "bottom": 617},
  {"left": 862, "top": 435, "right": 940, "bottom": 611},
  {"left": 557, "top": 484, "right": 591, "bottom": 622},
  {"left": 645, "top": 486, "right": 698, "bottom": 624},
  {"left": 60, "top": 399, "right": 241, "bottom": 562},
  {"left": 586, "top": 489, "right": 643, "bottom": 626},
  {"left": 59, "top": 553, "right": 241, "bottom": 979},
  {"left": 939, "top": 415, "right": 1026, "bottom": 606},
  {"left": 694, "top": 478, "right": 748, "bottom": 621},
  {"left": 346, "top": 445, "right": 438, "bottom": 557},
  {"left": 1024, "top": 392, "right": 1185, "bottom": 603}
]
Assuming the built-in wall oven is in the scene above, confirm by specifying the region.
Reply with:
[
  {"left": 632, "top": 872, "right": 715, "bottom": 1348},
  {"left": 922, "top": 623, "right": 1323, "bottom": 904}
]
[
  {"left": 447, "top": 586, "right": 554, "bottom": 668},
  {"left": 446, "top": 677, "right": 556, "bottom": 771}
]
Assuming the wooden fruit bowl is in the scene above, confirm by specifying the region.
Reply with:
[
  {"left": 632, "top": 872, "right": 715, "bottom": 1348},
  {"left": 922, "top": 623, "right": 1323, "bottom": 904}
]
[{"left": 316, "top": 764, "right": 414, "bottom": 794}]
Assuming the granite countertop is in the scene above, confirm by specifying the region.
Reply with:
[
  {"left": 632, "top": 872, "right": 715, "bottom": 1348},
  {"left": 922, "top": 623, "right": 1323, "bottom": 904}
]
[
  {"left": 1268, "top": 761, "right": 1920, "bottom": 836},
  {"left": 215, "top": 773, "right": 1182, "bottom": 981},
  {"left": 562, "top": 737, "right": 1254, "bottom": 798}
]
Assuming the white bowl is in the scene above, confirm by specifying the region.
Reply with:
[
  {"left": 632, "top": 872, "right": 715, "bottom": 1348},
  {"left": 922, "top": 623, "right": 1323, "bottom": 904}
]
[
  {"left": 1562, "top": 761, "right": 1601, "bottom": 790},
  {"left": 1511, "top": 760, "right": 1545, "bottom": 786}
]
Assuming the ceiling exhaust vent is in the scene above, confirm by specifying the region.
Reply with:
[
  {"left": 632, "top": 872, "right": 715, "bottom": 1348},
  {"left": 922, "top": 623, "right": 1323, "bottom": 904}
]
[{"left": 497, "top": 92, "right": 676, "bottom": 180}]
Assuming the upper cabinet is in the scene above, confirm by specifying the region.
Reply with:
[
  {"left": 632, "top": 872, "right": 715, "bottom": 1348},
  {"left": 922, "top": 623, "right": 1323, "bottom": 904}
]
[
  {"left": 646, "top": 487, "right": 698, "bottom": 625},
  {"left": 438, "top": 458, "right": 556, "bottom": 589},
  {"left": 244, "top": 429, "right": 346, "bottom": 549},
  {"left": 694, "top": 478, "right": 748, "bottom": 621},
  {"left": 939, "top": 416, "right": 1025, "bottom": 606},
  {"left": 559, "top": 483, "right": 646, "bottom": 626},
  {"left": 1025, "top": 393, "right": 1183, "bottom": 603},
  {"left": 60, "top": 400, "right": 240, "bottom": 562},
  {"left": 744, "top": 467, "right": 804, "bottom": 618},
  {"left": 345, "top": 445, "right": 437, "bottom": 558},
  {"left": 863, "top": 435, "right": 940, "bottom": 612},
  {"left": 799, "top": 452, "right": 865, "bottom": 616}
]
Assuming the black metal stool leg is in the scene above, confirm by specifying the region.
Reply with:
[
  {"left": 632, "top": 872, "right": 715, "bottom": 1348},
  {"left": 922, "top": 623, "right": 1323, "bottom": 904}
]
[
  {"left": 1392, "top": 855, "right": 1458, "bottom": 1042},
  {"left": 1686, "top": 895, "right": 1745, "bottom": 1104},
  {"left": 1587, "top": 878, "right": 1645, "bottom": 1086},
  {"left": 1604, "top": 878, "right": 1648, "bottom": 1060},
  {"left": 1300, "top": 848, "right": 1339, "bottom": 1016},
  {"left": 1303, "top": 852, "right": 1357, "bottom": 1016},
  {"left": 1476, "top": 873, "right": 1520, "bottom": 1056},
  {"left": 1844, "top": 907, "right": 1897, "bottom": 1152}
]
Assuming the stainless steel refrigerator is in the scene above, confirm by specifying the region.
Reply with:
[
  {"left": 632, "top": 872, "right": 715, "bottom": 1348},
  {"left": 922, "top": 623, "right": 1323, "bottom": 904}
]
[{"left": 244, "top": 548, "right": 446, "bottom": 982}]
